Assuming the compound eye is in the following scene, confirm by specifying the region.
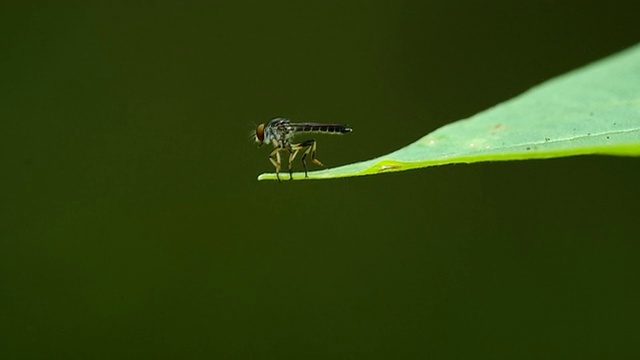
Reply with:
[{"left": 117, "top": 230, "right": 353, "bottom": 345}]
[{"left": 255, "top": 123, "right": 265, "bottom": 143}]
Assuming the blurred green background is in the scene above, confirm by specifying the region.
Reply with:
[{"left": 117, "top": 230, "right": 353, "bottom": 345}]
[{"left": 2, "top": 1, "right": 640, "bottom": 358}]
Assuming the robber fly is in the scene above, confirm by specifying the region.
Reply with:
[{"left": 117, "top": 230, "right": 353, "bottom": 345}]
[{"left": 254, "top": 117, "right": 352, "bottom": 181}]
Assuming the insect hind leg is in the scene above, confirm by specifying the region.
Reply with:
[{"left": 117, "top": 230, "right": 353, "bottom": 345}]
[{"left": 297, "top": 139, "right": 324, "bottom": 178}]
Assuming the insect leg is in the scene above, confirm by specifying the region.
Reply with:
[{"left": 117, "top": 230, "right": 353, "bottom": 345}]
[
  {"left": 268, "top": 147, "right": 282, "bottom": 182},
  {"left": 298, "top": 139, "right": 323, "bottom": 178},
  {"left": 309, "top": 139, "right": 324, "bottom": 167},
  {"left": 288, "top": 145, "right": 302, "bottom": 180}
]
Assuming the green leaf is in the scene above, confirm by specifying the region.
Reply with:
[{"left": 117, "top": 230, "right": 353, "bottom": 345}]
[{"left": 258, "top": 44, "right": 640, "bottom": 181}]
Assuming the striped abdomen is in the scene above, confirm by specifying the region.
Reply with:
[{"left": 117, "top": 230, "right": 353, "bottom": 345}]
[{"left": 290, "top": 122, "right": 353, "bottom": 134}]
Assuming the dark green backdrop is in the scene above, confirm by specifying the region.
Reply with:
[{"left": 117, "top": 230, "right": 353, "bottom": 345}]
[{"left": 2, "top": 1, "right": 640, "bottom": 358}]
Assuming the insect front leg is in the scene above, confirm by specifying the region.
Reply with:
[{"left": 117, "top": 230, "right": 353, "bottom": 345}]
[{"left": 268, "top": 147, "right": 283, "bottom": 182}]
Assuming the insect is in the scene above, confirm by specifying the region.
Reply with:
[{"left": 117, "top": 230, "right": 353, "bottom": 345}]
[{"left": 254, "top": 117, "right": 352, "bottom": 181}]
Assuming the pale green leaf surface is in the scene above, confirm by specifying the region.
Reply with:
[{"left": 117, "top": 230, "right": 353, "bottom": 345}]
[{"left": 258, "top": 44, "right": 640, "bottom": 181}]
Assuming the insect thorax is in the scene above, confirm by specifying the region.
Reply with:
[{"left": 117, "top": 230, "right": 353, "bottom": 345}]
[{"left": 265, "top": 118, "right": 295, "bottom": 148}]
